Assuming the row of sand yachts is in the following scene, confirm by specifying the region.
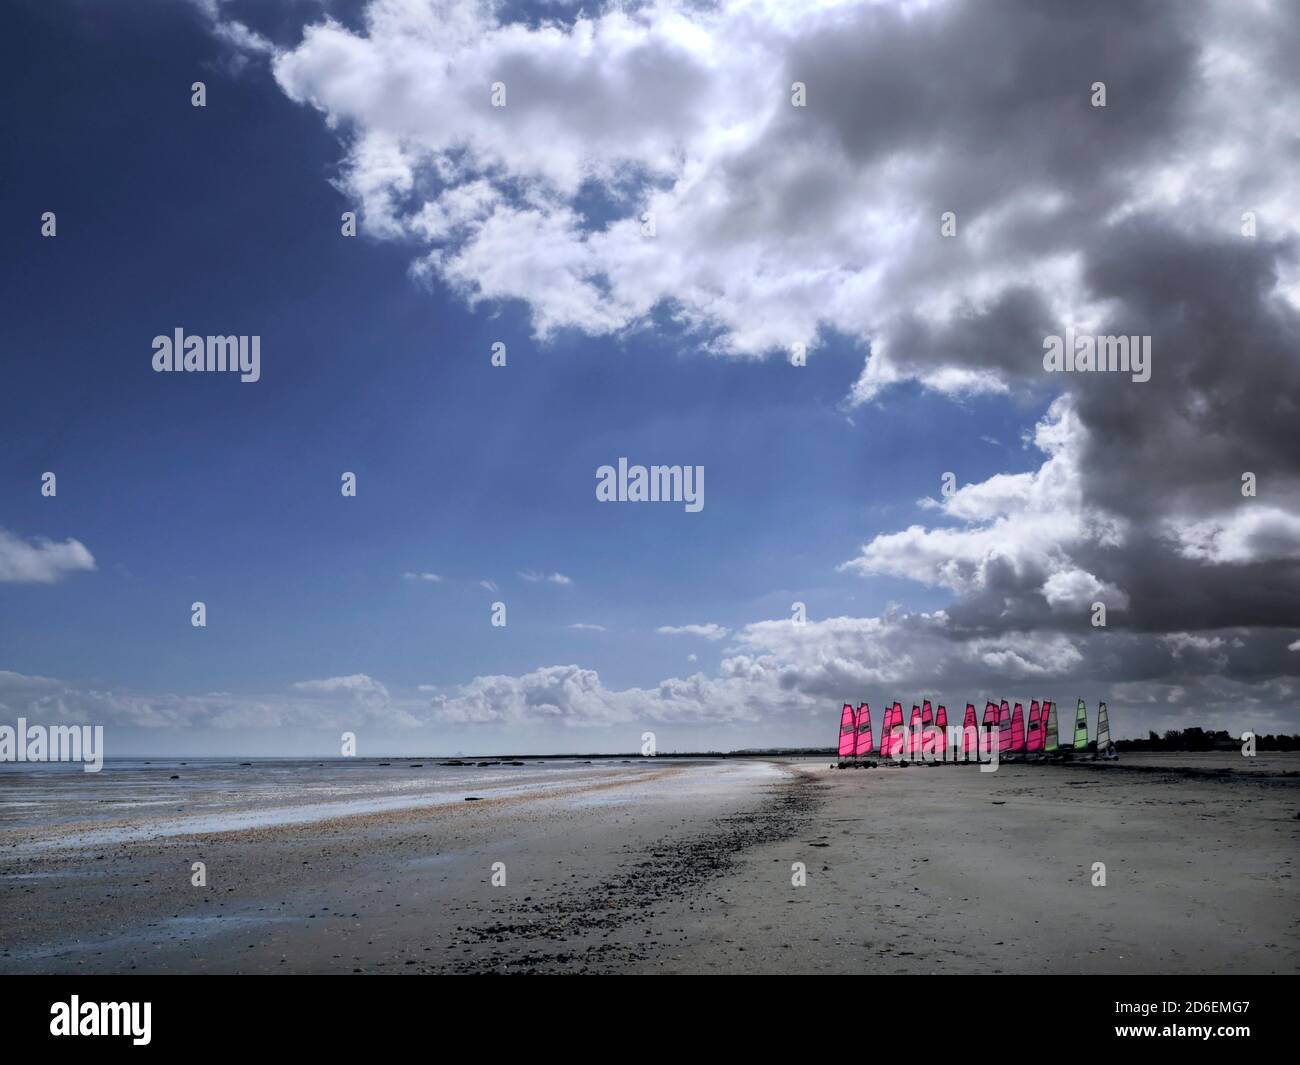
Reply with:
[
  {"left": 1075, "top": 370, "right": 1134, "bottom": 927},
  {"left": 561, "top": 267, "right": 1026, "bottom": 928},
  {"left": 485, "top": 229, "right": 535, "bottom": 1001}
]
[{"left": 836, "top": 698, "right": 1117, "bottom": 767}]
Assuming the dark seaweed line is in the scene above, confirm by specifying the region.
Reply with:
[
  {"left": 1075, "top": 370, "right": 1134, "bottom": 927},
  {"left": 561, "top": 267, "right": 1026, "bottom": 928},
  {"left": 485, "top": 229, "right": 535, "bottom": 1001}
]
[{"left": 443, "top": 770, "right": 826, "bottom": 974}]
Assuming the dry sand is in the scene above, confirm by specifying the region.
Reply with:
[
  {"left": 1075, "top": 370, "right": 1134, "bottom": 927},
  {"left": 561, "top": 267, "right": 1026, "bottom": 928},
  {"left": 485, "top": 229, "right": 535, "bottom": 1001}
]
[{"left": 1, "top": 753, "right": 1295, "bottom": 974}]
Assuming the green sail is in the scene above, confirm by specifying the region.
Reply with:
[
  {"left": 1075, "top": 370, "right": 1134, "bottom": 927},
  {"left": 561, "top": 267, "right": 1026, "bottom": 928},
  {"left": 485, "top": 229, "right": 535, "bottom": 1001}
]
[
  {"left": 1073, "top": 698, "right": 1089, "bottom": 750},
  {"left": 1044, "top": 701, "right": 1059, "bottom": 751}
]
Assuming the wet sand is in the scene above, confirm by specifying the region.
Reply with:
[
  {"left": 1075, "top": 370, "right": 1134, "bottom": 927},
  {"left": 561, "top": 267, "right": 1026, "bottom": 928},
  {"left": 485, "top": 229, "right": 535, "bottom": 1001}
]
[{"left": 1, "top": 753, "right": 1296, "bottom": 974}]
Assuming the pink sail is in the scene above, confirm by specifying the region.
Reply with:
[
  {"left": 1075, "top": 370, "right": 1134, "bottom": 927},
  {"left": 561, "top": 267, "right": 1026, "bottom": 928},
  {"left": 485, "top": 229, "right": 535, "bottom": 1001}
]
[
  {"left": 908, "top": 705, "right": 922, "bottom": 757},
  {"left": 998, "top": 700, "right": 1012, "bottom": 755},
  {"left": 1027, "top": 700, "right": 1043, "bottom": 753},
  {"left": 962, "top": 703, "right": 978, "bottom": 757},
  {"left": 889, "top": 701, "right": 906, "bottom": 756},
  {"left": 1010, "top": 702, "right": 1026, "bottom": 753},
  {"left": 839, "top": 703, "right": 857, "bottom": 759},
  {"left": 920, "top": 699, "right": 936, "bottom": 756},
  {"left": 934, "top": 704, "right": 949, "bottom": 760},
  {"left": 982, "top": 701, "right": 999, "bottom": 756},
  {"left": 854, "top": 703, "right": 874, "bottom": 758}
]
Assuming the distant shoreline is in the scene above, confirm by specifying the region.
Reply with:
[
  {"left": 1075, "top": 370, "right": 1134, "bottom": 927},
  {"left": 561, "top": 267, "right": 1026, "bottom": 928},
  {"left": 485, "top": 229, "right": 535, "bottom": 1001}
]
[{"left": 4, "top": 738, "right": 1298, "bottom": 767}]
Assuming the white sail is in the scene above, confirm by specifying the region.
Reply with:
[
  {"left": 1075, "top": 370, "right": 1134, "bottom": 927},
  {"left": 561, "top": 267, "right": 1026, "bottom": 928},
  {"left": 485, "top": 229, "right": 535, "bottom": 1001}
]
[{"left": 1096, "top": 702, "right": 1117, "bottom": 760}]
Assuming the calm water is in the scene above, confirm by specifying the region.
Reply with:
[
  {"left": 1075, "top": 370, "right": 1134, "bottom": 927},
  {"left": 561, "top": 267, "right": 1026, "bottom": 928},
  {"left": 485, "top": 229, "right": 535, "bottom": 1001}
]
[{"left": 0, "top": 757, "right": 665, "bottom": 846}]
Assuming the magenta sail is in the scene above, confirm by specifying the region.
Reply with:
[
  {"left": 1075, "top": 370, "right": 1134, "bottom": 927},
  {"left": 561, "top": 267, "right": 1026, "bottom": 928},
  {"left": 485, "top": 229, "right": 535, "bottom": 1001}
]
[
  {"left": 934, "top": 704, "right": 949, "bottom": 760},
  {"left": 1027, "top": 700, "right": 1042, "bottom": 753},
  {"left": 908, "top": 705, "right": 922, "bottom": 757},
  {"left": 854, "top": 703, "right": 874, "bottom": 758},
  {"left": 1010, "top": 702, "right": 1026, "bottom": 753},
  {"left": 920, "top": 700, "right": 936, "bottom": 756},
  {"left": 982, "top": 701, "right": 999, "bottom": 757},
  {"left": 962, "top": 703, "right": 978, "bottom": 757},
  {"left": 889, "top": 702, "right": 906, "bottom": 757},
  {"left": 998, "top": 700, "right": 1012, "bottom": 755},
  {"left": 839, "top": 703, "right": 857, "bottom": 759}
]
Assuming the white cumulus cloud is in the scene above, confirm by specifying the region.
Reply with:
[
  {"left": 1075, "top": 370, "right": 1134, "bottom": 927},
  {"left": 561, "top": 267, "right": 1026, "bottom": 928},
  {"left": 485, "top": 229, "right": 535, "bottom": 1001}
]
[
  {"left": 840, "top": 398, "right": 1128, "bottom": 614},
  {"left": 0, "top": 529, "right": 96, "bottom": 584},
  {"left": 656, "top": 623, "right": 729, "bottom": 640},
  {"left": 1165, "top": 506, "right": 1300, "bottom": 565}
]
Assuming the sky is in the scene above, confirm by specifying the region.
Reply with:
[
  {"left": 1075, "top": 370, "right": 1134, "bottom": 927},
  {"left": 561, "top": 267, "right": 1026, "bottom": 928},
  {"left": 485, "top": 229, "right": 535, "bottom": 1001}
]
[{"left": 1, "top": 0, "right": 1297, "bottom": 756}]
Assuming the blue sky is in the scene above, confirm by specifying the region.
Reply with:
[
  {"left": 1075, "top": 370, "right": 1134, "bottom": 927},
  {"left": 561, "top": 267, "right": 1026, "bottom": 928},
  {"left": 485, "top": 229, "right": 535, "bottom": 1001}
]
[{"left": 3, "top": 0, "right": 1297, "bottom": 754}]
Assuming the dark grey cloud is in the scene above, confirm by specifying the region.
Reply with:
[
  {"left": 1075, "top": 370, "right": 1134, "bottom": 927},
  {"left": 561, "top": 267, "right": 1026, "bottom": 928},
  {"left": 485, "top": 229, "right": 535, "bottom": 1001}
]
[
  {"left": 783, "top": 0, "right": 1197, "bottom": 188},
  {"left": 812, "top": 0, "right": 1300, "bottom": 654}
]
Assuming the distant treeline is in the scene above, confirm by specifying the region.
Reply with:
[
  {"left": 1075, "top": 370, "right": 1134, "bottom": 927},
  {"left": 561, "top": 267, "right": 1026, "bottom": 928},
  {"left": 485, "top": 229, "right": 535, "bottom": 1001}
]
[{"left": 1118, "top": 727, "right": 1300, "bottom": 752}]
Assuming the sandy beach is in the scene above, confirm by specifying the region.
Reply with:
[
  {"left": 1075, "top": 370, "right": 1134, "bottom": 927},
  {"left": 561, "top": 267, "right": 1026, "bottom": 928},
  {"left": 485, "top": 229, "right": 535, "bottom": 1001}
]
[{"left": 1, "top": 754, "right": 1296, "bottom": 974}]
